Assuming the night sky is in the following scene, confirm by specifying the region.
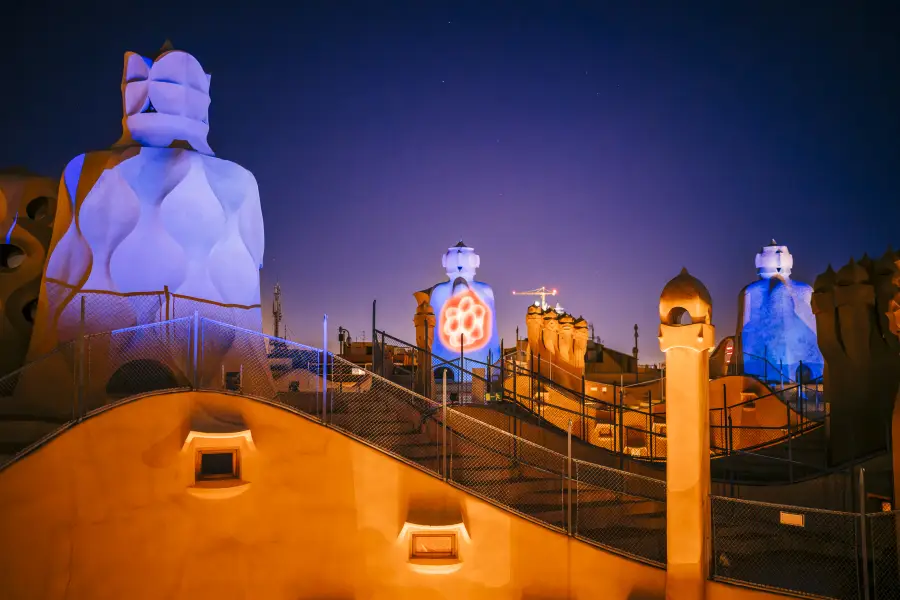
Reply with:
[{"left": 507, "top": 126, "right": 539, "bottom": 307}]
[{"left": 3, "top": 1, "right": 898, "bottom": 362}]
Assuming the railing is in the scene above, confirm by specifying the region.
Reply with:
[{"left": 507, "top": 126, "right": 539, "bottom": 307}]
[
  {"left": 371, "top": 330, "right": 827, "bottom": 472},
  {"left": 0, "top": 316, "right": 667, "bottom": 568},
  {"left": 24, "top": 282, "right": 262, "bottom": 357}
]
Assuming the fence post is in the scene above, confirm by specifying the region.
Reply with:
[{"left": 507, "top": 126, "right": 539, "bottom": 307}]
[
  {"left": 323, "top": 314, "right": 328, "bottom": 423},
  {"left": 371, "top": 299, "right": 377, "bottom": 375},
  {"left": 459, "top": 333, "right": 465, "bottom": 404},
  {"left": 786, "top": 395, "right": 794, "bottom": 483},
  {"left": 780, "top": 359, "right": 784, "bottom": 390},
  {"left": 192, "top": 310, "right": 199, "bottom": 389},
  {"left": 727, "top": 415, "right": 733, "bottom": 455},
  {"left": 499, "top": 340, "right": 505, "bottom": 402},
  {"left": 512, "top": 350, "right": 517, "bottom": 406},
  {"left": 798, "top": 360, "right": 804, "bottom": 420},
  {"left": 164, "top": 285, "right": 170, "bottom": 321},
  {"left": 442, "top": 370, "right": 448, "bottom": 482},
  {"left": 77, "top": 296, "right": 86, "bottom": 420},
  {"left": 581, "top": 376, "right": 586, "bottom": 440},
  {"left": 618, "top": 387, "right": 625, "bottom": 470},
  {"left": 859, "top": 467, "right": 871, "bottom": 600},
  {"left": 567, "top": 419, "right": 573, "bottom": 536}
]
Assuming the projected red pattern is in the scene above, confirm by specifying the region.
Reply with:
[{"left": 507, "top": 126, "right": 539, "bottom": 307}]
[{"left": 439, "top": 289, "right": 491, "bottom": 352}]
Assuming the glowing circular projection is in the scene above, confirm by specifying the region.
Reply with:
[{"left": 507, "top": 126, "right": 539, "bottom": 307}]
[{"left": 439, "top": 289, "right": 492, "bottom": 352}]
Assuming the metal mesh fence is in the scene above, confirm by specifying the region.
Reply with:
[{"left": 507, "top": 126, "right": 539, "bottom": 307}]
[
  {"left": 574, "top": 459, "right": 666, "bottom": 566},
  {"left": 171, "top": 294, "right": 262, "bottom": 332},
  {"left": 198, "top": 318, "right": 323, "bottom": 420},
  {"left": 711, "top": 495, "right": 862, "bottom": 599},
  {"left": 329, "top": 353, "right": 442, "bottom": 476},
  {"left": 868, "top": 511, "right": 900, "bottom": 600},
  {"left": 0, "top": 341, "right": 77, "bottom": 469},
  {"left": 447, "top": 408, "right": 567, "bottom": 531},
  {"left": 84, "top": 318, "right": 193, "bottom": 416}
]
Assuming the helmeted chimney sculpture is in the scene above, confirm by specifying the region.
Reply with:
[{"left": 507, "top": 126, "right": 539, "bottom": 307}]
[
  {"left": 415, "top": 241, "right": 500, "bottom": 374},
  {"left": 27, "top": 42, "right": 265, "bottom": 360},
  {"left": 737, "top": 240, "right": 824, "bottom": 382}
]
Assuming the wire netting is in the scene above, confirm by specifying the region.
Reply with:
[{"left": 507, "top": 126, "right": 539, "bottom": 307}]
[
  {"left": 84, "top": 318, "right": 192, "bottom": 415},
  {"left": 574, "top": 459, "right": 666, "bottom": 566},
  {"left": 447, "top": 408, "right": 567, "bottom": 531},
  {"left": 0, "top": 341, "right": 77, "bottom": 468},
  {"left": 329, "top": 353, "right": 443, "bottom": 476},
  {"left": 711, "top": 495, "right": 862, "bottom": 599},
  {"left": 868, "top": 511, "right": 900, "bottom": 600}
]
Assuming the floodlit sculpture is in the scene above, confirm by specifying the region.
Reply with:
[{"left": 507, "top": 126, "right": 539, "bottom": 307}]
[
  {"left": 422, "top": 242, "right": 500, "bottom": 369},
  {"left": 737, "top": 241, "right": 824, "bottom": 382},
  {"left": 658, "top": 267, "right": 715, "bottom": 599},
  {"left": 28, "top": 42, "right": 265, "bottom": 359},
  {"left": 812, "top": 250, "right": 900, "bottom": 464},
  {"left": 0, "top": 170, "right": 57, "bottom": 375}
]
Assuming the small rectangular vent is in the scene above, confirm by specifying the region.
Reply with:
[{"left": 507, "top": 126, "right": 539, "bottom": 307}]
[
  {"left": 196, "top": 449, "right": 239, "bottom": 481},
  {"left": 410, "top": 533, "right": 457, "bottom": 560}
]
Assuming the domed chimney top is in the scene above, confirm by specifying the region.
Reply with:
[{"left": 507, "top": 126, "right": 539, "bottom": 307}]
[
  {"left": 755, "top": 240, "right": 793, "bottom": 279},
  {"left": 441, "top": 241, "right": 479, "bottom": 281},
  {"left": 660, "top": 268, "right": 712, "bottom": 325}
]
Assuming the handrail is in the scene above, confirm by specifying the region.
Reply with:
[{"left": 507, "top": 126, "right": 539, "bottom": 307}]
[{"left": 373, "top": 329, "right": 829, "bottom": 467}]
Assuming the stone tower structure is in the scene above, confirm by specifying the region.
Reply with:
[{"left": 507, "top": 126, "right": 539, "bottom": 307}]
[
  {"left": 812, "top": 250, "right": 900, "bottom": 464},
  {"left": 658, "top": 268, "right": 715, "bottom": 599}
]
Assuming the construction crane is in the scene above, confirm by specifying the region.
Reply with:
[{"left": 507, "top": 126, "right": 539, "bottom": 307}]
[{"left": 512, "top": 286, "right": 558, "bottom": 311}]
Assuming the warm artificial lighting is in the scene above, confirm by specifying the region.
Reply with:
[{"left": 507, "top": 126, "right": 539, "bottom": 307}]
[
  {"left": 411, "top": 533, "right": 457, "bottom": 559},
  {"left": 779, "top": 511, "right": 805, "bottom": 527},
  {"left": 397, "top": 521, "right": 471, "bottom": 544},
  {"left": 182, "top": 429, "right": 255, "bottom": 452}
]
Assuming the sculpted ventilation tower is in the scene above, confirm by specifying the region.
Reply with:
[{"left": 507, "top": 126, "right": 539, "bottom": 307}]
[
  {"left": 737, "top": 240, "right": 824, "bottom": 381},
  {"left": 658, "top": 268, "right": 715, "bottom": 599},
  {"left": 0, "top": 171, "right": 57, "bottom": 375},
  {"left": 28, "top": 42, "right": 264, "bottom": 357},
  {"left": 415, "top": 242, "right": 500, "bottom": 371}
]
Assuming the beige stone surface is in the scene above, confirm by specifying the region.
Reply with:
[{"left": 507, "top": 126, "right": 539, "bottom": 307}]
[{"left": 0, "top": 390, "right": 669, "bottom": 600}]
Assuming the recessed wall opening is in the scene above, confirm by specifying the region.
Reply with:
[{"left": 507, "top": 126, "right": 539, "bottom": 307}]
[
  {"left": 666, "top": 306, "right": 692, "bottom": 325},
  {"left": 196, "top": 449, "right": 239, "bottom": 482},
  {"left": 25, "top": 196, "right": 53, "bottom": 223},
  {"left": 0, "top": 244, "right": 25, "bottom": 270},
  {"left": 410, "top": 532, "right": 458, "bottom": 560},
  {"left": 22, "top": 299, "right": 37, "bottom": 324}
]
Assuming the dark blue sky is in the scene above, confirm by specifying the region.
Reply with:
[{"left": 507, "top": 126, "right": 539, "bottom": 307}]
[{"left": 3, "top": 1, "right": 898, "bottom": 361}]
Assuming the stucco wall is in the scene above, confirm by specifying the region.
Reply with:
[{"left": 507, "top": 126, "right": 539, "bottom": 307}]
[{"left": 0, "top": 390, "right": 670, "bottom": 600}]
